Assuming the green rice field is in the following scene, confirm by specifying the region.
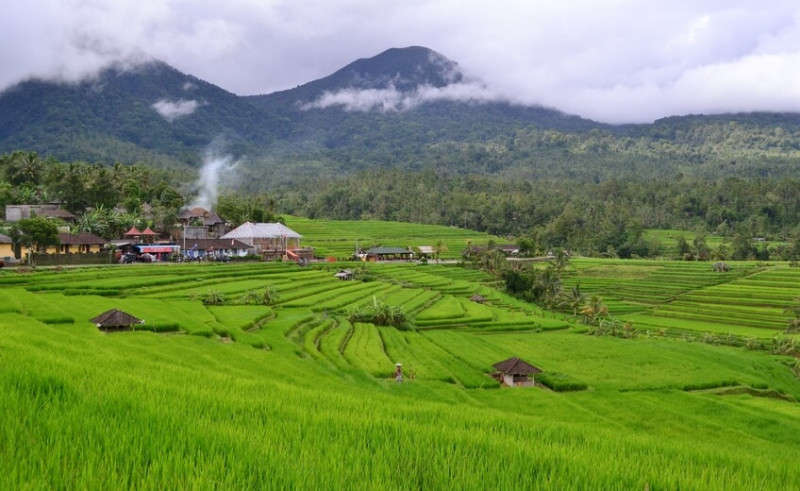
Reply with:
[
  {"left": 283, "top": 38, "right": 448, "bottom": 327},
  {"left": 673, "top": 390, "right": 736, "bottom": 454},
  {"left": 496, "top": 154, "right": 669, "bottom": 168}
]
[
  {"left": 2, "top": 259, "right": 800, "bottom": 488},
  {"left": 284, "top": 215, "right": 501, "bottom": 259}
]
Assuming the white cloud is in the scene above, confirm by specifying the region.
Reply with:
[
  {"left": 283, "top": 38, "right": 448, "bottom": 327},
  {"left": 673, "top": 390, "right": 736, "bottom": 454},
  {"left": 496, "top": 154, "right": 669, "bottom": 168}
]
[
  {"left": 300, "top": 82, "right": 503, "bottom": 112},
  {"left": 152, "top": 98, "right": 201, "bottom": 121},
  {"left": 2, "top": 1, "right": 800, "bottom": 123}
]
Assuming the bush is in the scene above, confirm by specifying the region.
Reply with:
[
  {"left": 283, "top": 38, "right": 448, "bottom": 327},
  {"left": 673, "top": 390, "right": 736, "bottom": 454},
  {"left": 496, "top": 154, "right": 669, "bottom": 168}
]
[
  {"left": 347, "top": 296, "right": 407, "bottom": 327},
  {"left": 201, "top": 290, "right": 225, "bottom": 305},
  {"left": 538, "top": 372, "right": 588, "bottom": 392},
  {"left": 682, "top": 380, "right": 738, "bottom": 391}
]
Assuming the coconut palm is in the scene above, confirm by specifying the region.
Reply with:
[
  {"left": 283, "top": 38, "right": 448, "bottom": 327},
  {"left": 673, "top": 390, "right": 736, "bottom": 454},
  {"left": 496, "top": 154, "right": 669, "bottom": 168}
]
[{"left": 580, "top": 295, "right": 609, "bottom": 325}]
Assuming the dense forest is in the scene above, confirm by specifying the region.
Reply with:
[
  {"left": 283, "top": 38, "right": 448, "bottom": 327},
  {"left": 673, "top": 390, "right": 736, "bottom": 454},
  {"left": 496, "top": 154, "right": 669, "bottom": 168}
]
[{"left": 276, "top": 169, "right": 800, "bottom": 259}]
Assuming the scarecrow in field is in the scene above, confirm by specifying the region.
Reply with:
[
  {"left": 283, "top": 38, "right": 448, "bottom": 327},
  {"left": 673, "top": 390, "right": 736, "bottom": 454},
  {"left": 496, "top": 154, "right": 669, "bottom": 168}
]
[{"left": 394, "top": 363, "right": 403, "bottom": 383}]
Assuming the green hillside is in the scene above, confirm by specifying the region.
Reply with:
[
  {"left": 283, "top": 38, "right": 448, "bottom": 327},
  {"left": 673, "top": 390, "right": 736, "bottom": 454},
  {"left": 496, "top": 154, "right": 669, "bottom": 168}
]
[
  {"left": 2, "top": 46, "right": 800, "bottom": 184},
  {"left": 2, "top": 261, "right": 800, "bottom": 488}
]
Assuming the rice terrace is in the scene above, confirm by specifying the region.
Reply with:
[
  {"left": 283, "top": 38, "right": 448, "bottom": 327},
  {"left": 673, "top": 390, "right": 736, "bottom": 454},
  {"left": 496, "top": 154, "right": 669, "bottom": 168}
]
[
  {"left": 3, "top": 249, "right": 800, "bottom": 488},
  {"left": 6, "top": 1, "right": 800, "bottom": 489}
]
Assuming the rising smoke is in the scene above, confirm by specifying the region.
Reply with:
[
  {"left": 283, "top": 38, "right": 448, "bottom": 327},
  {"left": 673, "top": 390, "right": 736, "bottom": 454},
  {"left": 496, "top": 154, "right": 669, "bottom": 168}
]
[{"left": 189, "top": 146, "right": 240, "bottom": 210}]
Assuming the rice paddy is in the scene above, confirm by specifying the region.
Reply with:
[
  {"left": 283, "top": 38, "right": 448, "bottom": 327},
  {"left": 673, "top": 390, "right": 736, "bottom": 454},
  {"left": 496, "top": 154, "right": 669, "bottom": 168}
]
[
  {"left": 284, "top": 215, "right": 501, "bottom": 259},
  {"left": 2, "top": 258, "right": 800, "bottom": 488}
]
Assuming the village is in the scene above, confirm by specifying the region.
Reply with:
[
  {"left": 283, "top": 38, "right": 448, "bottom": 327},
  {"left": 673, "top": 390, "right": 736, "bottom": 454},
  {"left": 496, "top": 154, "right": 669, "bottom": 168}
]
[{"left": 0, "top": 203, "right": 526, "bottom": 267}]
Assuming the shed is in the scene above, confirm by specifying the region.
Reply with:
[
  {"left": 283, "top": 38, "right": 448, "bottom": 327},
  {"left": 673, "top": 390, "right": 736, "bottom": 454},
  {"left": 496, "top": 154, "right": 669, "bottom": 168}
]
[
  {"left": 417, "top": 245, "right": 435, "bottom": 257},
  {"left": 364, "top": 246, "right": 413, "bottom": 261},
  {"left": 334, "top": 269, "right": 354, "bottom": 280},
  {"left": 470, "top": 294, "right": 487, "bottom": 304},
  {"left": 90, "top": 309, "right": 143, "bottom": 331},
  {"left": 492, "top": 357, "right": 541, "bottom": 387}
]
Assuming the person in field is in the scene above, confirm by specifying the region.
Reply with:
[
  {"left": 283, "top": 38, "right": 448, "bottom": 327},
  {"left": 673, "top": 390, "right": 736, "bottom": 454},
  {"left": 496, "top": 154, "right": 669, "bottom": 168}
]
[{"left": 394, "top": 363, "right": 403, "bottom": 383}]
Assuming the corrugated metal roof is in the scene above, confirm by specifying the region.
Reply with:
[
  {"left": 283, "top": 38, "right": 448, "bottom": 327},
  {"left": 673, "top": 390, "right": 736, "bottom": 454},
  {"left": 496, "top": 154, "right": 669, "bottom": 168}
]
[
  {"left": 366, "top": 247, "right": 412, "bottom": 255},
  {"left": 221, "top": 222, "right": 302, "bottom": 239},
  {"left": 0, "top": 233, "right": 11, "bottom": 244}
]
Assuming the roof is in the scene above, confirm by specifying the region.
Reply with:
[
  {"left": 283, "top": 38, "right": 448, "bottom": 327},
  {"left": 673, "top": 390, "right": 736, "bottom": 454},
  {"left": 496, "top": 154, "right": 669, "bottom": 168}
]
[
  {"left": 221, "top": 222, "right": 302, "bottom": 240},
  {"left": 58, "top": 232, "right": 106, "bottom": 245},
  {"left": 124, "top": 227, "right": 141, "bottom": 236},
  {"left": 470, "top": 294, "right": 486, "bottom": 303},
  {"left": 140, "top": 227, "right": 157, "bottom": 236},
  {"left": 365, "top": 247, "right": 412, "bottom": 255},
  {"left": 90, "top": 309, "right": 143, "bottom": 327},
  {"left": 417, "top": 246, "right": 435, "bottom": 254},
  {"left": 186, "top": 238, "right": 251, "bottom": 250},
  {"left": 178, "top": 207, "right": 225, "bottom": 225},
  {"left": 0, "top": 233, "right": 11, "bottom": 244},
  {"left": 492, "top": 357, "right": 541, "bottom": 375},
  {"left": 39, "top": 208, "right": 75, "bottom": 220}
]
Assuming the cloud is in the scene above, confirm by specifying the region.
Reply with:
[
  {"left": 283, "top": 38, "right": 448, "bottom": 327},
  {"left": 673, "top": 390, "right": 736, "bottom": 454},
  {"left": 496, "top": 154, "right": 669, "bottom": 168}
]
[
  {"left": 300, "top": 82, "right": 503, "bottom": 112},
  {"left": 2, "top": 1, "right": 800, "bottom": 123},
  {"left": 152, "top": 99, "right": 201, "bottom": 121}
]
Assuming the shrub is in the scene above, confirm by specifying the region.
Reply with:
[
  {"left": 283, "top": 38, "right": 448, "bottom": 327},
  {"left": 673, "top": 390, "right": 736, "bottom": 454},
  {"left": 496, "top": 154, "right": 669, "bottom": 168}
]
[
  {"left": 538, "top": 372, "right": 588, "bottom": 392},
  {"left": 347, "top": 296, "right": 407, "bottom": 327},
  {"left": 201, "top": 290, "right": 225, "bottom": 305}
]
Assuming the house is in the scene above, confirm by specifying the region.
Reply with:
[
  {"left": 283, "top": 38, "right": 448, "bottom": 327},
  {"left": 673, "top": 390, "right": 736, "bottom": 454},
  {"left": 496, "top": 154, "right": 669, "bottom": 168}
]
[
  {"left": 5, "top": 204, "right": 76, "bottom": 223},
  {"left": 417, "top": 245, "right": 435, "bottom": 258},
  {"left": 50, "top": 232, "right": 106, "bottom": 254},
  {"left": 183, "top": 238, "right": 252, "bottom": 259},
  {"left": 90, "top": 309, "right": 143, "bottom": 332},
  {"left": 363, "top": 247, "right": 413, "bottom": 261},
  {"left": 334, "top": 269, "right": 354, "bottom": 280},
  {"left": 0, "top": 234, "right": 13, "bottom": 258},
  {"left": 492, "top": 357, "right": 541, "bottom": 387},
  {"left": 221, "top": 222, "right": 307, "bottom": 259},
  {"left": 177, "top": 207, "right": 227, "bottom": 239}
]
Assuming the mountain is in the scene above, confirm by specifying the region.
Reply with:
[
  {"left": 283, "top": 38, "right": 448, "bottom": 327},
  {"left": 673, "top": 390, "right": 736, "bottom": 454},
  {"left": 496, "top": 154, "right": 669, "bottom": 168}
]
[
  {"left": 248, "top": 46, "right": 465, "bottom": 108},
  {"left": 1, "top": 46, "right": 800, "bottom": 182},
  {"left": 0, "top": 60, "right": 286, "bottom": 167}
]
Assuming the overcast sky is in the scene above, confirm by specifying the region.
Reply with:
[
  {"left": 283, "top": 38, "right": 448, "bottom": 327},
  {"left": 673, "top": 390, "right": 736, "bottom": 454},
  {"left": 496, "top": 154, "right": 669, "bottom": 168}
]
[{"left": 3, "top": 0, "right": 800, "bottom": 123}]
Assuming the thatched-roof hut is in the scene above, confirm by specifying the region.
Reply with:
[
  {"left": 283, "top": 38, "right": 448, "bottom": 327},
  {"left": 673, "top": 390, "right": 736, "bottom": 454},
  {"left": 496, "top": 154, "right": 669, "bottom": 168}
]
[
  {"left": 470, "top": 294, "right": 487, "bottom": 304},
  {"left": 492, "top": 357, "right": 541, "bottom": 387},
  {"left": 90, "top": 309, "right": 143, "bottom": 331}
]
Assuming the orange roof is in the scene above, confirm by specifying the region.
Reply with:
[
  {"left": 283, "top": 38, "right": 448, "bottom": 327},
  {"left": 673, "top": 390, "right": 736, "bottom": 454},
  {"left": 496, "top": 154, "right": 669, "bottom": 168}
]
[
  {"left": 124, "top": 227, "right": 142, "bottom": 236},
  {"left": 141, "top": 227, "right": 157, "bottom": 235}
]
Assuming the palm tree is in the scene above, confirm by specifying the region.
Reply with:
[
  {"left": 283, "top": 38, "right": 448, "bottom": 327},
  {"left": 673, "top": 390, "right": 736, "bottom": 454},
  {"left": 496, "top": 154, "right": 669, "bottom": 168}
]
[
  {"left": 434, "top": 239, "right": 447, "bottom": 264},
  {"left": 568, "top": 284, "right": 585, "bottom": 316},
  {"left": 580, "top": 295, "right": 608, "bottom": 325}
]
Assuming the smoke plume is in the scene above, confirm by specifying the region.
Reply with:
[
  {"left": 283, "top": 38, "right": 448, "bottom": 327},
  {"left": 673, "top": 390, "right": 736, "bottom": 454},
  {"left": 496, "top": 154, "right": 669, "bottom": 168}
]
[{"left": 190, "top": 148, "right": 239, "bottom": 210}]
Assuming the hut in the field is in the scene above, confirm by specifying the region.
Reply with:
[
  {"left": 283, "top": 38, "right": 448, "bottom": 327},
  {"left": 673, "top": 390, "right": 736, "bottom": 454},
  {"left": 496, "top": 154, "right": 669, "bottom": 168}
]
[
  {"left": 712, "top": 261, "right": 730, "bottom": 273},
  {"left": 470, "top": 294, "right": 487, "bottom": 304},
  {"left": 90, "top": 309, "right": 143, "bottom": 332},
  {"left": 492, "top": 357, "right": 541, "bottom": 387},
  {"left": 334, "top": 269, "right": 354, "bottom": 280},
  {"left": 363, "top": 247, "right": 413, "bottom": 261}
]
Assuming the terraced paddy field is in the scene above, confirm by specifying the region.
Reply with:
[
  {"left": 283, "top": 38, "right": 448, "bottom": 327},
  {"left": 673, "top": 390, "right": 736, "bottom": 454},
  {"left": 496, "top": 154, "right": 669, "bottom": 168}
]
[
  {"left": 2, "top": 260, "right": 800, "bottom": 488},
  {"left": 284, "top": 215, "right": 502, "bottom": 259},
  {"left": 564, "top": 258, "right": 800, "bottom": 339}
]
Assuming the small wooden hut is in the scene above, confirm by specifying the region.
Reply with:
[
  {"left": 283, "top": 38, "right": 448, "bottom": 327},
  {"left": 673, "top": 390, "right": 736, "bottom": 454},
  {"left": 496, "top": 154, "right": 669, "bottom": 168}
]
[
  {"left": 492, "top": 357, "right": 541, "bottom": 387},
  {"left": 90, "top": 309, "right": 143, "bottom": 332},
  {"left": 334, "top": 269, "right": 354, "bottom": 280}
]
